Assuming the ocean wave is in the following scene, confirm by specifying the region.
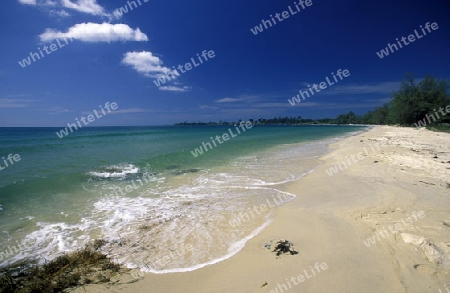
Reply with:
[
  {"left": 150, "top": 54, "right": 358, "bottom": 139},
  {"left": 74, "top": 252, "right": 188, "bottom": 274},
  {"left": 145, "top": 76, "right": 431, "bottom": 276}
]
[
  {"left": 2, "top": 140, "right": 330, "bottom": 272},
  {"left": 89, "top": 163, "right": 140, "bottom": 179}
]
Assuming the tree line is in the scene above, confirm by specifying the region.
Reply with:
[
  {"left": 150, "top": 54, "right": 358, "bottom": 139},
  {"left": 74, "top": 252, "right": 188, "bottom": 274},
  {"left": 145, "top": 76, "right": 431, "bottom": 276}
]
[
  {"left": 356, "top": 75, "right": 450, "bottom": 126},
  {"left": 176, "top": 75, "right": 449, "bottom": 128}
]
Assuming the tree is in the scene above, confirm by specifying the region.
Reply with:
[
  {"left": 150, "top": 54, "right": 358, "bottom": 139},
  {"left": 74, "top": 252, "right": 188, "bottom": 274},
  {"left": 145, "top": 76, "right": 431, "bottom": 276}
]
[
  {"left": 363, "top": 104, "right": 390, "bottom": 125},
  {"left": 336, "top": 111, "right": 361, "bottom": 124},
  {"left": 389, "top": 75, "right": 449, "bottom": 125}
]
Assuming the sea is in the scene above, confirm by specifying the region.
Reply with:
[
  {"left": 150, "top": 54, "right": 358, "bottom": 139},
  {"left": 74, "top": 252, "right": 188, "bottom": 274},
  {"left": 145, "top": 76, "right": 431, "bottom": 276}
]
[{"left": 0, "top": 125, "right": 366, "bottom": 273}]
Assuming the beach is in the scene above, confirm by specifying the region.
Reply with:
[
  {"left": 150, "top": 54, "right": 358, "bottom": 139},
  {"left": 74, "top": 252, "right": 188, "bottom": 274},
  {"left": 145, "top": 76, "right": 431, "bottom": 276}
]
[
  {"left": 0, "top": 126, "right": 359, "bottom": 272},
  {"left": 73, "top": 125, "right": 450, "bottom": 293},
  {"left": 4, "top": 1, "right": 449, "bottom": 292}
]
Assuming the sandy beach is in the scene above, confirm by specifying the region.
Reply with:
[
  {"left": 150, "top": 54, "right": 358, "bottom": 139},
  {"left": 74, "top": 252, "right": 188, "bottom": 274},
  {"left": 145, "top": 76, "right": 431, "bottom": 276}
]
[{"left": 75, "top": 126, "right": 450, "bottom": 293}]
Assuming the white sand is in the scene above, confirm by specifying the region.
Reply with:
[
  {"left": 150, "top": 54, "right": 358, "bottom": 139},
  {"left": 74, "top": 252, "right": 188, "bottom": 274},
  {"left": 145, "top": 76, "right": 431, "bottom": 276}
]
[{"left": 75, "top": 126, "right": 450, "bottom": 293}]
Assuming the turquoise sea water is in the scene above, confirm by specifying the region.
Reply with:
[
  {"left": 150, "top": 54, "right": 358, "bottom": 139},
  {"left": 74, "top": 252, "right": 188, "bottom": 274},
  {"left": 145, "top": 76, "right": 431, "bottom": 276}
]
[{"left": 0, "top": 125, "right": 365, "bottom": 272}]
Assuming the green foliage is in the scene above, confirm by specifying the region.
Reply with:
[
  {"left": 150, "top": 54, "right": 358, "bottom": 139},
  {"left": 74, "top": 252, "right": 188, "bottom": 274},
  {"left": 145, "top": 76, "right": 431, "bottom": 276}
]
[
  {"left": 362, "top": 104, "right": 390, "bottom": 125},
  {"left": 335, "top": 111, "right": 360, "bottom": 124},
  {"left": 427, "top": 125, "right": 450, "bottom": 133},
  {"left": 359, "top": 74, "right": 449, "bottom": 126},
  {"left": 175, "top": 74, "right": 449, "bottom": 127},
  {"left": 380, "top": 75, "right": 449, "bottom": 126}
]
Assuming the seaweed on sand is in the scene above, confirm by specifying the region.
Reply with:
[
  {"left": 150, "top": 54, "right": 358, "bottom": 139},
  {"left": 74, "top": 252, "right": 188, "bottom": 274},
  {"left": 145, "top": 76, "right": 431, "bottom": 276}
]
[{"left": 272, "top": 239, "right": 299, "bottom": 256}]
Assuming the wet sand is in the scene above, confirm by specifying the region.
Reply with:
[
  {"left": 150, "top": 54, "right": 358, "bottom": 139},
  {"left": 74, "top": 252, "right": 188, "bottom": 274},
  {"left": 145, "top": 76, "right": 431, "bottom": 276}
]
[{"left": 75, "top": 126, "right": 450, "bottom": 293}]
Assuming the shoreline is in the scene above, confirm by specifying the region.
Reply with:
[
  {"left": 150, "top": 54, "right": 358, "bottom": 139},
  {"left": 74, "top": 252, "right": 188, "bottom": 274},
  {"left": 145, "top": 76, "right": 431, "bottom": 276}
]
[
  {"left": 0, "top": 127, "right": 353, "bottom": 273},
  {"left": 70, "top": 125, "right": 449, "bottom": 292}
]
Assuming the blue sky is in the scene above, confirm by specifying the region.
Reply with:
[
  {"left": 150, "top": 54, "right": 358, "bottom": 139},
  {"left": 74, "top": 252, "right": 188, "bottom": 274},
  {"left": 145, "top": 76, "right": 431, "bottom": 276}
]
[{"left": 1, "top": 0, "right": 449, "bottom": 126}]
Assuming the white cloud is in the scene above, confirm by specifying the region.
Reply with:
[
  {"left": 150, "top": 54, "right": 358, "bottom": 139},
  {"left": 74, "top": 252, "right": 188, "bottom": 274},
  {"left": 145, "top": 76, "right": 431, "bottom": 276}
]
[
  {"left": 107, "top": 108, "right": 154, "bottom": 114},
  {"left": 216, "top": 97, "right": 241, "bottom": 103},
  {"left": 18, "top": 0, "right": 112, "bottom": 17},
  {"left": 215, "top": 96, "right": 256, "bottom": 103},
  {"left": 200, "top": 105, "right": 220, "bottom": 110},
  {"left": 39, "top": 23, "right": 148, "bottom": 42},
  {"left": 322, "top": 82, "right": 401, "bottom": 95},
  {"left": 159, "top": 86, "right": 191, "bottom": 92},
  {"left": 48, "top": 106, "right": 71, "bottom": 114},
  {"left": 121, "top": 51, "right": 171, "bottom": 78},
  {"left": 0, "top": 98, "right": 36, "bottom": 108},
  {"left": 18, "top": 0, "right": 37, "bottom": 4},
  {"left": 122, "top": 52, "right": 192, "bottom": 90},
  {"left": 53, "top": 10, "right": 70, "bottom": 17},
  {"left": 61, "top": 0, "right": 108, "bottom": 16}
]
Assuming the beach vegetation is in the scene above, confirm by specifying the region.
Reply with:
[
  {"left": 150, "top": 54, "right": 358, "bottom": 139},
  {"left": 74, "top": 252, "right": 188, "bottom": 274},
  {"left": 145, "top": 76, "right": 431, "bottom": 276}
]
[
  {"left": 388, "top": 74, "right": 450, "bottom": 126},
  {"left": 0, "top": 239, "right": 125, "bottom": 293},
  {"left": 175, "top": 74, "right": 450, "bottom": 130}
]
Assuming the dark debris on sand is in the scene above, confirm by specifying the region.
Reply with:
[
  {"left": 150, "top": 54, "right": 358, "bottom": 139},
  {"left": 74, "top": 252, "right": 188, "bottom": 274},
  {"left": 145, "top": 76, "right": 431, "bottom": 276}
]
[{"left": 272, "top": 239, "right": 299, "bottom": 256}]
